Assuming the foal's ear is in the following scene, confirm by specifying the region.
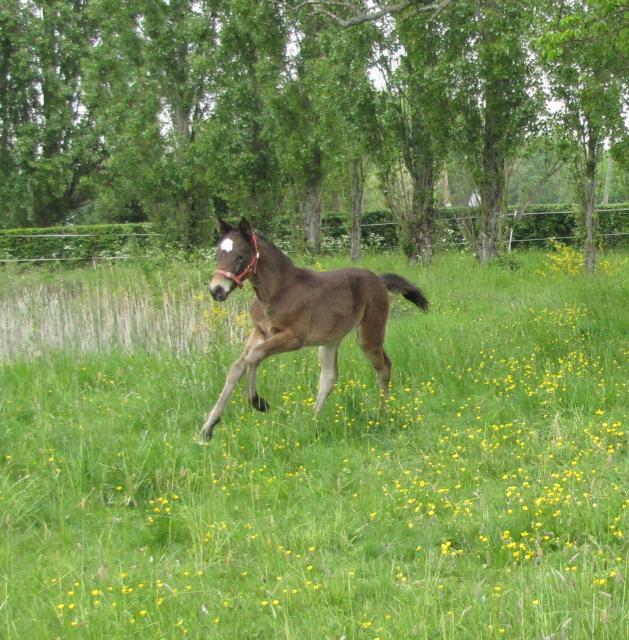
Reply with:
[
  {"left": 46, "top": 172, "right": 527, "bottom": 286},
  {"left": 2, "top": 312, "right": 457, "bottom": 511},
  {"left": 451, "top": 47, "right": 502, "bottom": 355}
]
[
  {"left": 217, "top": 217, "right": 233, "bottom": 236},
  {"left": 239, "top": 217, "right": 253, "bottom": 240}
]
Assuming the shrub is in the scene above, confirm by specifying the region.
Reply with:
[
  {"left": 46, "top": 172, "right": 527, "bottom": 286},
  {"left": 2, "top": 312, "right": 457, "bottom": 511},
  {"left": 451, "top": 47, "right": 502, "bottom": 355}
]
[{"left": 546, "top": 239, "right": 583, "bottom": 276}]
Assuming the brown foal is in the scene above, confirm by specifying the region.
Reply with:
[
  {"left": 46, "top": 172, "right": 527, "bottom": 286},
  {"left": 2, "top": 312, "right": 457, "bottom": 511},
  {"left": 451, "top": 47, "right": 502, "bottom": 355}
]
[{"left": 201, "top": 217, "right": 428, "bottom": 440}]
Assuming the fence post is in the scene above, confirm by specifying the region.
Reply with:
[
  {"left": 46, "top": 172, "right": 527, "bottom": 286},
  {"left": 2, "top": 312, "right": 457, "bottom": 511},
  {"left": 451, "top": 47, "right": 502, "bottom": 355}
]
[{"left": 507, "top": 210, "right": 517, "bottom": 253}]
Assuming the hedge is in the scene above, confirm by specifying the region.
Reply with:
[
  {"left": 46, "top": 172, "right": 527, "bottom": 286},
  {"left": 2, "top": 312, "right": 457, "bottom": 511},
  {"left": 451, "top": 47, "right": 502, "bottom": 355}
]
[
  {"left": 1, "top": 203, "right": 627, "bottom": 262},
  {"left": 510, "top": 202, "right": 629, "bottom": 247},
  {"left": 440, "top": 202, "right": 629, "bottom": 247},
  {"left": 0, "top": 223, "right": 156, "bottom": 263},
  {"left": 321, "top": 202, "right": 629, "bottom": 250}
]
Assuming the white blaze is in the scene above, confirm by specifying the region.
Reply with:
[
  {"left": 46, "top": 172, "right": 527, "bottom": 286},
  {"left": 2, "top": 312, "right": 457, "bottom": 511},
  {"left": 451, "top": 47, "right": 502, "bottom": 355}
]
[{"left": 220, "top": 238, "right": 234, "bottom": 252}]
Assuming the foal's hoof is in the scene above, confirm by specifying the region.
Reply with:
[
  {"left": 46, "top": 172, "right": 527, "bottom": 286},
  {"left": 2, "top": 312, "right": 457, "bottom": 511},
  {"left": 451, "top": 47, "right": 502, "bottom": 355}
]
[
  {"left": 251, "top": 394, "right": 270, "bottom": 412},
  {"left": 199, "top": 417, "right": 220, "bottom": 441}
]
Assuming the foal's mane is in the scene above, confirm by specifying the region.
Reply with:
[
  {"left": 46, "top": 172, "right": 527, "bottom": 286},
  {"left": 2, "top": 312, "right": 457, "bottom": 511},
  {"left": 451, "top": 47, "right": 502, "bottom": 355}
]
[{"left": 255, "top": 231, "right": 295, "bottom": 269}]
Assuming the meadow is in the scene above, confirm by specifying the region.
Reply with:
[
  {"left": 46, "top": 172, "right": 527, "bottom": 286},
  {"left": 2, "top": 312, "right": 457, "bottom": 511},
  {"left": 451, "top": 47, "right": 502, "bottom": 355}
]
[{"left": 1, "top": 248, "right": 628, "bottom": 639}]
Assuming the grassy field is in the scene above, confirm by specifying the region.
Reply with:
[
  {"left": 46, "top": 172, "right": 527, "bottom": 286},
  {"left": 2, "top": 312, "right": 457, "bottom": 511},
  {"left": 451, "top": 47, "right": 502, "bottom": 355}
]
[{"left": 1, "top": 249, "right": 628, "bottom": 639}]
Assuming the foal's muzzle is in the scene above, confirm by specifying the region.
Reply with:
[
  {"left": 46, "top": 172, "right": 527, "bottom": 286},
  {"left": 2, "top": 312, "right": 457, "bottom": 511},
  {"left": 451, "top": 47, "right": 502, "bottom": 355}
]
[
  {"left": 210, "top": 286, "right": 226, "bottom": 302},
  {"left": 209, "top": 276, "right": 234, "bottom": 302}
]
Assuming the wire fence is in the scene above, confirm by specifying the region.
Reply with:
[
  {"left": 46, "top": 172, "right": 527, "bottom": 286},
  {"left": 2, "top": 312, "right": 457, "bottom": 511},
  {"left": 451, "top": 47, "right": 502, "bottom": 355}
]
[
  {"left": 360, "top": 206, "right": 629, "bottom": 250},
  {"left": 1, "top": 207, "right": 628, "bottom": 263},
  {"left": 360, "top": 207, "right": 629, "bottom": 227}
]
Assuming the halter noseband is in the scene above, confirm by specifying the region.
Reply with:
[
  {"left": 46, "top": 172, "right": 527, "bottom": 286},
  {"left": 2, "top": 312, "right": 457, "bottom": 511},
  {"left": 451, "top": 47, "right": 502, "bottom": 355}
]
[{"left": 214, "top": 234, "right": 260, "bottom": 288}]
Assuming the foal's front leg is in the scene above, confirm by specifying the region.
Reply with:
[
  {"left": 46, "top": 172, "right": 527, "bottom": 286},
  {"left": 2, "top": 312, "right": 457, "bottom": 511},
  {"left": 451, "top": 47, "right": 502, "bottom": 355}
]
[
  {"left": 200, "top": 349, "right": 248, "bottom": 439},
  {"left": 201, "top": 330, "right": 266, "bottom": 439},
  {"left": 200, "top": 329, "right": 303, "bottom": 440}
]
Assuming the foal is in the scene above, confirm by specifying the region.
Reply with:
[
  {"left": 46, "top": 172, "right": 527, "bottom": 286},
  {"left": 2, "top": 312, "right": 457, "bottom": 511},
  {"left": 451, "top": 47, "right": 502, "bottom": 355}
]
[{"left": 201, "top": 217, "right": 428, "bottom": 440}]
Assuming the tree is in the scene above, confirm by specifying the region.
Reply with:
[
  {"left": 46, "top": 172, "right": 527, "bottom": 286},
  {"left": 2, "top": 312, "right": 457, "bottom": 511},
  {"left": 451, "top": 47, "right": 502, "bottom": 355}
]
[
  {"left": 0, "top": 1, "right": 30, "bottom": 227},
  {"left": 373, "top": 9, "right": 451, "bottom": 264},
  {"left": 299, "top": 0, "right": 452, "bottom": 263},
  {"left": 201, "top": 0, "right": 286, "bottom": 229},
  {"left": 313, "top": 20, "right": 378, "bottom": 260},
  {"left": 539, "top": 0, "right": 629, "bottom": 272},
  {"left": 447, "top": 0, "right": 543, "bottom": 263},
  {"left": 85, "top": 0, "right": 220, "bottom": 245},
  {"left": 0, "top": 0, "right": 101, "bottom": 228},
  {"left": 270, "top": 7, "right": 331, "bottom": 253}
]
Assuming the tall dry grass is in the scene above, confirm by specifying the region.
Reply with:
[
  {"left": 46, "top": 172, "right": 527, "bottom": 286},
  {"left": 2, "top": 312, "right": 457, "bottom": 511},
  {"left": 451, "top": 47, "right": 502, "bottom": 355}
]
[{"left": 0, "top": 269, "right": 249, "bottom": 361}]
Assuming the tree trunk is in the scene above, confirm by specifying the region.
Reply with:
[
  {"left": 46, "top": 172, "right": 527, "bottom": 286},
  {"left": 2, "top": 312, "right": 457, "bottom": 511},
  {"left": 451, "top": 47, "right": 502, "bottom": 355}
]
[
  {"left": 410, "top": 165, "right": 435, "bottom": 265},
  {"left": 303, "top": 182, "right": 322, "bottom": 253},
  {"left": 303, "top": 146, "right": 323, "bottom": 253},
  {"left": 473, "top": 46, "right": 509, "bottom": 264},
  {"left": 583, "top": 138, "right": 598, "bottom": 274},
  {"left": 349, "top": 158, "right": 364, "bottom": 261},
  {"left": 330, "top": 190, "right": 343, "bottom": 212},
  {"left": 602, "top": 155, "right": 612, "bottom": 206},
  {"left": 477, "top": 187, "right": 502, "bottom": 264},
  {"left": 0, "top": 27, "right": 11, "bottom": 178},
  {"left": 399, "top": 137, "right": 435, "bottom": 265},
  {"left": 441, "top": 162, "right": 452, "bottom": 208},
  {"left": 477, "top": 142, "right": 505, "bottom": 264},
  {"left": 173, "top": 102, "right": 191, "bottom": 149}
]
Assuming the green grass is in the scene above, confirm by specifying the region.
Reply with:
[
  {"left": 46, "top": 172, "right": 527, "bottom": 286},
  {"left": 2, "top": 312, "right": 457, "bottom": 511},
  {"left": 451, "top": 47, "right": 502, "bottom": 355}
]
[{"left": 1, "top": 250, "right": 628, "bottom": 639}]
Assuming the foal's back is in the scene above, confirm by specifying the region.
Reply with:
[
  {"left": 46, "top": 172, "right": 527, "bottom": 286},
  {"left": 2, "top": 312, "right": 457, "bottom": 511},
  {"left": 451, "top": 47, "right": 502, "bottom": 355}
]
[{"left": 257, "top": 266, "right": 389, "bottom": 347}]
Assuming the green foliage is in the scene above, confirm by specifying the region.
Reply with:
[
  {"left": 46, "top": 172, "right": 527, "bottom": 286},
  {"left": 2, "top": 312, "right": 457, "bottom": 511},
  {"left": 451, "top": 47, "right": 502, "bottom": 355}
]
[
  {"left": 0, "top": 0, "right": 102, "bottom": 227},
  {"left": 361, "top": 210, "right": 399, "bottom": 249},
  {"left": 2, "top": 203, "right": 626, "bottom": 265},
  {"left": 198, "top": 0, "right": 286, "bottom": 225},
  {"left": 0, "top": 0, "right": 627, "bottom": 263},
  {"left": 81, "top": 0, "right": 221, "bottom": 247},
  {"left": 436, "top": 202, "right": 629, "bottom": 249},
  {"left": 537, "top": 0, "right": 629, "bottom": 271}
]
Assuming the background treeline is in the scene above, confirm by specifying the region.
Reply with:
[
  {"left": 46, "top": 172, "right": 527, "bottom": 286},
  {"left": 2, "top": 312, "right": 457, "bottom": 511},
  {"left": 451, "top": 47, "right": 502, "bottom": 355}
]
[
  {"left": 3, "top": 202, "right": 628, "bottom": 263},
  {"left": 1, "top": 0, "right": 628, "bottom": 268}
]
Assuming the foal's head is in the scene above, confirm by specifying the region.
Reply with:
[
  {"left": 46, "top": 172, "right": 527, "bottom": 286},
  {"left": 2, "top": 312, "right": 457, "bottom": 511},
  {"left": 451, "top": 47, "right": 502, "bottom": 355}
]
[{"left": 210, "top": 217, "right": 259, "bottom": 302}]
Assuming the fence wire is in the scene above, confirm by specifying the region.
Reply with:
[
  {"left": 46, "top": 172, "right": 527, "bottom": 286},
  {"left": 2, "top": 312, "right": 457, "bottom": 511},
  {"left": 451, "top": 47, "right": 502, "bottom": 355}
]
[{"left": 1, "top": 207, "right": 628, "bottom": 263}]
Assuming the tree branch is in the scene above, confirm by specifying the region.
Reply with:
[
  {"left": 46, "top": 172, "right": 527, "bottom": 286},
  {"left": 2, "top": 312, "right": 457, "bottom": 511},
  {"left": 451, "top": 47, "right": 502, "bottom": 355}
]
[
  {"left": 294, "top": 0, "right": 453, "bottom": 28},
  {"left": 513, "top": 157, "right": 564, "bottom": 224}
]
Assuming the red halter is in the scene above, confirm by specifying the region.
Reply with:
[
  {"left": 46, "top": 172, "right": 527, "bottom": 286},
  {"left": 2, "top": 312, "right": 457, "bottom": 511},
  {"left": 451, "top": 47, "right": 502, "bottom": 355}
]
[{"left": 214, "top": 234, "right": 260, "bottom": 288}]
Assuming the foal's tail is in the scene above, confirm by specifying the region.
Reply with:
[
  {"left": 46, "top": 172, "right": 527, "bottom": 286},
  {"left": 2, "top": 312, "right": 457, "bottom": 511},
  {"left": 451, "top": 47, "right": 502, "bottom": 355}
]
[{"left": 380, "top": 273, "right": 429, "bottom": 311}]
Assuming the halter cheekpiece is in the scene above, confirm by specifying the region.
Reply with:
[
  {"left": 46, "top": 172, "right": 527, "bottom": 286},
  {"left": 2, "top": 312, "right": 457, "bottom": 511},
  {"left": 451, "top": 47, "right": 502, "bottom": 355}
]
[{"left": 214, "top": 234, "right": 260, "bottom": 288}]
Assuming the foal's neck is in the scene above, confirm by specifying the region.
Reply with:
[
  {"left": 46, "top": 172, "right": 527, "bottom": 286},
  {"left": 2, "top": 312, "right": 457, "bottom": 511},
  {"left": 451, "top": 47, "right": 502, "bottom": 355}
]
[{"left": 251, "top": 235, "right": 296, "bottom": 302}]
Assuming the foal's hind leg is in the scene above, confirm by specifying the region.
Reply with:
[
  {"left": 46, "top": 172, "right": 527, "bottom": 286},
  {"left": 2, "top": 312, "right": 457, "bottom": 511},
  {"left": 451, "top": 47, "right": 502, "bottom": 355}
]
[
  {"left": 315, "top": 344, "right": 340, "bottom": 413},
  {"left": 358, "top": 305, "right": 392, "bottom": 398},
  {"left": 361, "top": 344, "right": 392, "bottom": 398}
]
